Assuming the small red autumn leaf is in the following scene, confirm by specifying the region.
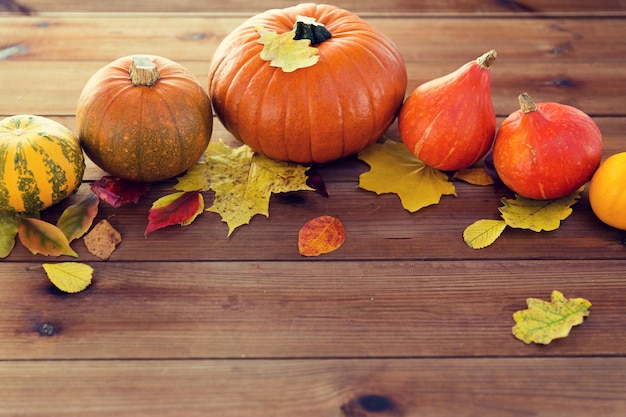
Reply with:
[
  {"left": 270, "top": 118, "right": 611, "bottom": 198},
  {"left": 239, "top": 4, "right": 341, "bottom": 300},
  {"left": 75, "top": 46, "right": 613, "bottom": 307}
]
[
  {"left": 306, "top": 169, "right": 329, "bottom": 198},
  {"left": 145, "top": 191, "right": 204, "bottom": 236},
  {"left": 18, "top": 217, "right": 78, "bottom": 258},
  {"left": 56, "top": 192, "right": 100, "bottom": 242},
  {"left": 298, "top": 215, "right": 346, "bottom": 257},
  {"left": 91, "top": 176, "right": 151, "bottom": 208}
]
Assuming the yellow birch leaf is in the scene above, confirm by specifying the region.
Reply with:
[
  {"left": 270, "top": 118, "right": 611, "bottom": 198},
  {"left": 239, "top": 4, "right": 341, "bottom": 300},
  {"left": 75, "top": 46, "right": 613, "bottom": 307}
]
[
  {"left": 176, "top": 140, "right": 313, "bottom": 236},
  {"left": 512, "top": 290, "right": 591, "bottom": 345},
  {"left": 298, "top": 215, "right": 346, "bottom": 256},
  {"left": 256, "top": 26, "right": 319, "bottom": 72},
  {"left": 463, "top": 219, "right": 507, "bottom": 249},
  {"left": 358, "top": 140, "right": 456, "bottom": 212},
  {"left": 499, "top": 189, "right": 582, "bottom": 232},
  {"left": 453, "top": 168, "right": 495, "bottom": 186},
  {"left": 43, "top": 262, "right": 94, "bottom": 293}
]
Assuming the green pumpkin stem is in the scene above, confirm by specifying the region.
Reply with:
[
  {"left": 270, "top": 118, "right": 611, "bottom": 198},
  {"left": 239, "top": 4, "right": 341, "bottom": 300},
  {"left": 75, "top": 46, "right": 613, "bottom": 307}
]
[
  {"left": 476, "top": 49, "right": 497, "bottom": 69},
  {"left": 518, "top": 92, "right": 538, "bottom": 114},
  {"left": 129, "top": 56, "right": 161, "bottom": 87},
  {"left": 293, "top": 15, "right": 332, "bottom": 46}
]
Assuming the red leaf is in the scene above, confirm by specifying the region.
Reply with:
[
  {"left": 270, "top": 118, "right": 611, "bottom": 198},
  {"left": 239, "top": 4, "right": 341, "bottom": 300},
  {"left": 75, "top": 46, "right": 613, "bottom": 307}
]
[
  {"left": 91, "top": 176, "right": 151, "bottom": 208},
  {"left": 298, "top": 215, "right": 346, "bottom": 256},
  {"left": 306, "top": 169, "right": 329, "bottom": 197},
  {"left": 145, "top": 191, "right": 204, "bottom": 236},
  {"left": 18, "top": 217, "right": 78, "bottom": 258}
]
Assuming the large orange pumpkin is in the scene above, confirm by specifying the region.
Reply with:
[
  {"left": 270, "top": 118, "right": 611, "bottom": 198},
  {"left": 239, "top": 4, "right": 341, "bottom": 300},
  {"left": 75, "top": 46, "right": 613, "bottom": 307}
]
[
  {"left": 76, "top": 55, "right": 213, "bottom": 182},
  {"left": 208, "top": 3, "right": 407, "bottom": 164}
]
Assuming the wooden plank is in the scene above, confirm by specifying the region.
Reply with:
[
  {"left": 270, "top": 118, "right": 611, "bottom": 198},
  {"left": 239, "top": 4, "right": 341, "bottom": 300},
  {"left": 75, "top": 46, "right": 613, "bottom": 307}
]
[
  {"left": 2, "top": 15, "right": 625, "bottom": 63},
  {"left": 1, "top": 358, "right": 625, "bottom": 416},
  {"left": 1, "top": 260, "right": 624, "bottom": 359},
  {"left": 7, "top": 0, "right": 626, "bottom": 14}
]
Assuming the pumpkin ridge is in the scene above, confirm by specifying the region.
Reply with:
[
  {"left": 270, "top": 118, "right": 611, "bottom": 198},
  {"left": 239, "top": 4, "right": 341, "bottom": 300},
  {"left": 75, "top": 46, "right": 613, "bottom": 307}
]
[
  {"left": 332, "top": 44, "right": 377, "bottom": 152},
  {"left": 154, "top": 86, "right": 186, "bottom": 176}
]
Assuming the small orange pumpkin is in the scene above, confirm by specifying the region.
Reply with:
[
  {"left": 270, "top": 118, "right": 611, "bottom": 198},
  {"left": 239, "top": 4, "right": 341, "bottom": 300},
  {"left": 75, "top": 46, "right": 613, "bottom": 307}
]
[
  {"left": 208, "top": 3, "right": 407, "bottom": 164},
  {"left": 76, "top": 55, "right": 213, "bottom": 182},
  {"left": 492, "top": 93, "right": 603, "bottom": 200},
  {"left": 589, "top": 152, "right": 626, "bottom": 230}
]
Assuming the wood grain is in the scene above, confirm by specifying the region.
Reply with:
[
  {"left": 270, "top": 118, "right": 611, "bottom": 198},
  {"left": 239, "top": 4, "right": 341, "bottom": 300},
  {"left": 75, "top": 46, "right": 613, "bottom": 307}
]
[
  {"left": 1, "top": 359, "right": 625, "bottom": 416},
  {"left": 1, "top": 2, "right": 625, "bottom": 416}
]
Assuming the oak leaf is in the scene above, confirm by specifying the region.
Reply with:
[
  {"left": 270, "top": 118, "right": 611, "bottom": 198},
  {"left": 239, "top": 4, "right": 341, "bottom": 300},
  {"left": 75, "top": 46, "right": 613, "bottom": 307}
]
[
  {"left": 256, "top": 25, "right": 319, "bottom": 72},
  {"left": 83, "top": 219, "right": 121, "bottom": 260},
  {"left": 463, "top": 188, "right": 583, "bottom": 249},
  {"left": 298, "top": 215, "right": 346, "bottom": 256},
  {"left": 0, "top": 212, "right": 20, "bottom": 258},
  {"left": 145, "top": 191, "right": 204, "bottom": 236},
  {"left": 56, "top": 192, "right": 100, "bottom": 242},
  {"left": 43, "top": 262, "right": 94, "bottom": 293},
  {"left": 499, "top": 190, "right": 582, "bottom": 232},
  {"left": 175, "top": 140, "right": 313, "bottom": 236},
  {"left": 18, "top": 217, "right": 77, "bottom": 258},
  {"left": 512, "top": 290, "right": 591, "bottom": 344},
  {"left": 358, "top": 140, "right": 456, "bottom": 212}
]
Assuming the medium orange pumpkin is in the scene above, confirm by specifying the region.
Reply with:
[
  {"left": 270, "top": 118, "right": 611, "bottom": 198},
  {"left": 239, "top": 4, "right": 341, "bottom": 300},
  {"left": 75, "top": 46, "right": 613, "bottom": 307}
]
[
  {"left": 208, "top": 3, "right": 407, "bottom": 164},
  {"left": 493, "top": 93, "right": 603, "bottom": 200},
  {"left": 398, "top": 50, "right": 497, "bottom": 171},
  {"left": 76, "top": 55, "right": 213, "bottom": 182}
]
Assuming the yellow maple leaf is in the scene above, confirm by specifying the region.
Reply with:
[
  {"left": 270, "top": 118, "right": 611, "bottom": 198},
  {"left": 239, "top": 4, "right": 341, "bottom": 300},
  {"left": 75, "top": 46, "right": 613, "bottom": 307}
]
[
  {"left": 175, "top": 140, "right": 313, "bottom": 236},
  {"left": 358, "top": 140, "right": 456, "bottom": 212},
  {"left": 453, "top": 168, "right": 495, "bottom": 186},
  {"left": 256, "top": 26, "right": 319, "bottom": 72},
  {"left": 42, "top": 262, "right": 94, "bottom": 293},
  {"left": 512, "top": 290, "right": 591, "bottom": 344},
  {"left": 499, "top": 189, "right": 582, "bottom": 232}
]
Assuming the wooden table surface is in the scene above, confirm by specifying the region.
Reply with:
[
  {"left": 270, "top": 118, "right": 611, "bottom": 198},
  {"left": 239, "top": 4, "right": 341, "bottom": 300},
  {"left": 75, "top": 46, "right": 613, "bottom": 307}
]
[{"left": 1, "top": 1, "right": 626, "bottom": 416}]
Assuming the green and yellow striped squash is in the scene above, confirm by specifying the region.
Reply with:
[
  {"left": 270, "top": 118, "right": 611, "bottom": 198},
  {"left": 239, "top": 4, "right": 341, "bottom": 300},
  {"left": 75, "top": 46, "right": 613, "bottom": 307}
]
[{"left": 0, "top": 115, "right": 85, "bottom": 213}]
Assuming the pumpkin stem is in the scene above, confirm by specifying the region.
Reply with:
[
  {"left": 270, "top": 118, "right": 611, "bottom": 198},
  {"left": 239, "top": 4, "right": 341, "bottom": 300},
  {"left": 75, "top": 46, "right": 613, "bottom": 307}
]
[
  {"left": 293, "top": 15, "right": 332, "bottom": 46},
  {"left": 476, "top": 49, "right": 497, "bottom": 69},
  {"left": 518, "top": 92, "right": 537, "bottom": 113},
  {"left": 129, "top": 56, "right": 161, "bottom": 87}
]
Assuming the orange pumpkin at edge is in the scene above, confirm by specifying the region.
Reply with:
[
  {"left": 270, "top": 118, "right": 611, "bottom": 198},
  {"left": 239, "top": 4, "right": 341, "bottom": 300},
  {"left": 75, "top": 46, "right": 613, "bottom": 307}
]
[
  {"left": 208, "top": 3, "right": 408, "bottom": 164},
  {"left": 589, "top": 152, "right": 626, "bottom": 230},
  {"left": 76, "top": 55, "right": 213, "bottom": 183}
]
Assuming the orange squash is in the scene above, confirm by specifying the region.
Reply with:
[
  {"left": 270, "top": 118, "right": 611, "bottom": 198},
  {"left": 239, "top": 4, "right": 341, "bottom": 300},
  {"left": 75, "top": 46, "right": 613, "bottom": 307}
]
[
  {"left": 492, "top": 93, "right": 603, "bottom": 200},
  {"left": 76, "top": 55, "right": 213, "bottom": 182},
  {"left": 398, "top": 50, "right": 497, "bottom": 171},
  {"left": 208, "top": 3, "right": 407, "bottom": 164},
  {"left": 589, "top": 152, "right": 626, "bottom": 230}
]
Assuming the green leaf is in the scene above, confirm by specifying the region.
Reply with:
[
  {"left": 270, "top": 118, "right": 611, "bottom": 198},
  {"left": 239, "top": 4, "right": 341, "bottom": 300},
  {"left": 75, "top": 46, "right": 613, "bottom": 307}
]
[
  {"left": 0, "top": 211, "right": 20, "bottom": 258},
  {"left": 56, "top": 192, "right": 100, "bottom": 242},
  {"left": 43, "top": 262, "right": 94, "bottom": 293},
  {"left": 512, "top": 290, "right": 592, "bottom": 344},
  {"left": 499, "top": 189, "right": 582, "bottom": 232},
  {"left": 358, "top": 140, "right": 456, "bottom": 213},
  {"left": 463, "top": 219, "right": 507, "bottom": 249},
  {"left": 18, "top": 217, "right": 78, "bottom": 258}
]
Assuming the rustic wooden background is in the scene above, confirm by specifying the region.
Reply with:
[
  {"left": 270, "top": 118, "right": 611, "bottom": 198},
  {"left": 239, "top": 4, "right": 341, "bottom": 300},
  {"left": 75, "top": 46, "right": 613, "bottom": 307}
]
[{"left": 1, "top": 1, "right": 625, "bottom": 416}]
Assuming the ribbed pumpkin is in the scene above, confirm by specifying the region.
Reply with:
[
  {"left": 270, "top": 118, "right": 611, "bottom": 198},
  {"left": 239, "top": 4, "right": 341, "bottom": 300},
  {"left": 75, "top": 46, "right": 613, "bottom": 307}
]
[
  {"left": 0, "top": 115, "right": 85, "bottom": 213},
  {"left": 208, "top": 3, "right": 407, "bottom": 164},
  {"left": 76, "top": 55, "right": 213, "bottom": 182}
]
